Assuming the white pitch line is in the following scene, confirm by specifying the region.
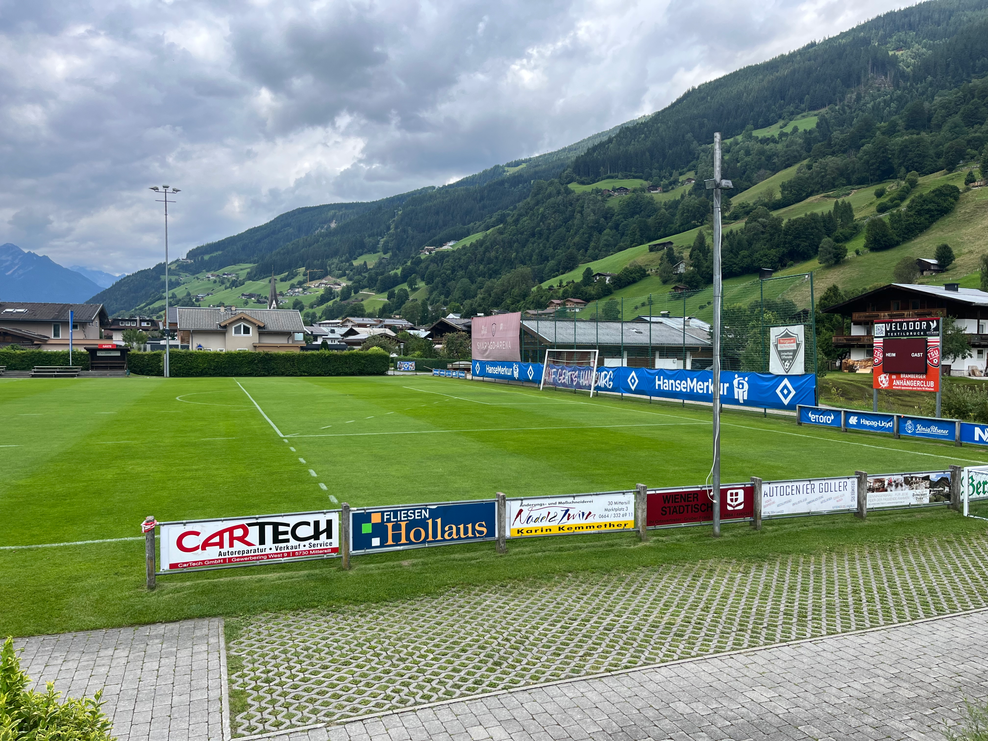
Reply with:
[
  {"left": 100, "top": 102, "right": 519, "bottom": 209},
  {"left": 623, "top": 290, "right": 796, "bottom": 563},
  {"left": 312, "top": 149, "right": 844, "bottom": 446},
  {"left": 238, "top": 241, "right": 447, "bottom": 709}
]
[
  {"left": 366, "top": 416, "right": 374, "bottom": 419},
  {"left": 0, "top": 445, "right": 20, "bottom": 448},
  {"left": 235, "top": 380, "right": 285, "bottom": 438},
  {"left": 329, "top": 495, "right": 338, "bottom": 503},
  {"left": 18, "top": 413, "right": 40, "bottom": 416},
  {"left": 404, "top": 386, "right": 492, "bottom": 405},
  {"left": 345, "top": 420, "right": 354, "bottom": 424},
  {"left": 320, "top": 425, "right": 333, "bottom": 429},
  {"left": 97, "top": 441, "right": 136, "bottom": 444},
  {"left": 201, "top": 437, "right": 236, "bottom": 441},
  {"left": 292, "top": 421, "right": 706, "bottom": 438},
  {"left": 309, "top": 469, "right": 317, "bottom": 477},
  {"left": 1, "top": 536, "right": 143, "bottom": 551},
  {"left": 289, "top": 447, "right": 296, "bottom": 452},
  {"left": 318, "top": 483, "right": 327, "bottom": 491},
  {"left": 299, "top": 457, "right": 306, "bottom": 464}
]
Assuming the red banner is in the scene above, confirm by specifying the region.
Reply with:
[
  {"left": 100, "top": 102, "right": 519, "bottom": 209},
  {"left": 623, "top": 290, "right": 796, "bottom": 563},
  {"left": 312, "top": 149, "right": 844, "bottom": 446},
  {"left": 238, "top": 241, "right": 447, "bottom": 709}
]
[
  {"left": 647, "top": 484, "right": 754, "bottom": 527},
  {"left": 471, "top": 312, "right": 521, "bottom": 361}
]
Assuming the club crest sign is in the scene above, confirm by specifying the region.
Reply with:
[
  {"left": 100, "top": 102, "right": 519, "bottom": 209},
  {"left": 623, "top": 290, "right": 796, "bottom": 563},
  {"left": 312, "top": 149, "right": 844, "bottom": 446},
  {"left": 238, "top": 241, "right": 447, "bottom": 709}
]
[{"left": 769, "top": 325, "right": 805, "bottom": 375}]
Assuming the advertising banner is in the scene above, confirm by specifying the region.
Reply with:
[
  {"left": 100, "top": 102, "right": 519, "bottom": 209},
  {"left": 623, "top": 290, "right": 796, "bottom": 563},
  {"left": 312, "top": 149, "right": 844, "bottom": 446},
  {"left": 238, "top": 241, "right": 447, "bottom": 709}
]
[
  {"left": 647, "top": 484, "right": 754, "bottom": 527},
  {"left": 472, "top": 360, "right": 544, "bottom": 384},
  {"left": 769, "top": 325, "right": 805, "bottom": 375},
  {"left": 763, "top": 477, "right": 856, "bottom": 516},
  {"left": 799, "top": 406, "right": 842, "bottom": 428},
  {"left": 350, "top": 501, "right": 496, "bottom": 554},
  {"left": 396, "top": 361, "right": 416, "bottom": 372},
  {"left": 867, "top": 471, "right": 951, "bottom": 508},
  {"left": 873, "top": 318, "right": 941, "bottom": 393},
  {"left": 543, "top": 364, "right": 595, "bottom": 391},
  {"left": 471, "top": 312, "right": 521, "bottom": 361},
  {"left": 960, "top": 422, "right": 988, "bottom": 446},
  {"left": 962, "top": 466, "right": 988, "bottom": 501},
  {"left": 160, "top": 511, "right": 339, "bottom": 571},
  {"left": 844, "top": 411, "right": 895, "bottom": 434},
  {"left": 898, "top": 415, "right": 956, "bottom": 442},
  {"left": 507, "top": 492, "right": 635, "bottom": 537}
]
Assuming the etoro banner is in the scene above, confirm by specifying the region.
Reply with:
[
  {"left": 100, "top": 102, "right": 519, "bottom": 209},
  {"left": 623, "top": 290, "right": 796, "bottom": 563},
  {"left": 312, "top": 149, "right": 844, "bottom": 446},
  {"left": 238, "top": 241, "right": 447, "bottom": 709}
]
[
  {"left": 647, "top": 483, "right": 754, "bottom": 527},
  {"left": 160, "top": 511, "right": 339, "bottom": 571},
  {"left": 350, "top": 501, "right": 496, "bottom": 554},
  {"left": 471, "top": 312, "right": 521, "bottom": 361},
  {"left": 507, "top": 492, "right": 635, "bottom": 537},
  {"left": 867, "top": 471, "right": 951, "bottom": 508},
  {"left": 763, "top": 477, "right": 857, "bottom": 516},
  {"left": 769, "top": 325, "right": 805, "bottom": 375}
]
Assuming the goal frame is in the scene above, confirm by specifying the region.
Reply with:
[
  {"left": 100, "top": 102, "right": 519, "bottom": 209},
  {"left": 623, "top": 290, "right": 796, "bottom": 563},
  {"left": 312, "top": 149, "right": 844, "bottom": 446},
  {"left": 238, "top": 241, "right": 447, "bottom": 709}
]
[{"left": 540, "top": 348, "right": 600, "bottom": 397}]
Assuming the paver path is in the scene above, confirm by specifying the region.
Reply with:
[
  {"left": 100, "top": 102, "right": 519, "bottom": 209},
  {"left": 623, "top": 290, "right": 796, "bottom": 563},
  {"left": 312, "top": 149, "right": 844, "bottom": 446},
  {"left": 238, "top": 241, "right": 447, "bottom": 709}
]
[{"left": 261, "top": 608, "right": 988, "bottom": 741}]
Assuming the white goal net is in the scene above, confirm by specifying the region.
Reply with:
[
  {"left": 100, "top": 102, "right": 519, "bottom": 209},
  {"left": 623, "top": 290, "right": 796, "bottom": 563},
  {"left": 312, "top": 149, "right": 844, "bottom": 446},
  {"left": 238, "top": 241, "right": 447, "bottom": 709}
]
[{"left": 540, "top": 349, "right": 600, "bottom": 396}]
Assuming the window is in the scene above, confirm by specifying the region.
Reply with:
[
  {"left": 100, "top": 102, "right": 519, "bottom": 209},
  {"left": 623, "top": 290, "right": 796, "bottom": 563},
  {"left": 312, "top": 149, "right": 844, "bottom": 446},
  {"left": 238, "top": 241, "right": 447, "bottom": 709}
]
[
  {"left": 72, "top": 323, "right": 79, "bottom": 331},
  {"left": 232, "top": 323, "right": 252, "bottom": 336},
  {"left": 891, "top": 301, "right": 900, "bottom": 310},
  {"left": 52, "top": 324, "right": 61, "bottom": 339},
  {"left": 911, "top": 300, "right": 921, "bottom": 310}
]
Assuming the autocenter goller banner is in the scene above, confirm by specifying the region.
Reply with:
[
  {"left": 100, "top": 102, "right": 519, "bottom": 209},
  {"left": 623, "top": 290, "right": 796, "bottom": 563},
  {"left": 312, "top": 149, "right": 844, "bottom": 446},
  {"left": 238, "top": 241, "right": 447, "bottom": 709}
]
[
  {"left": 471, "top": 312, "right": 521, "bottom": 361},
  {"left": 159, "top": 511, "right": 339, "bottom": 571},
  {"left": 763, "top": 477, "right": 857, "bottom": 516},
  {"left": 507, "top": 492, "right": 635, "bottom": 537}
]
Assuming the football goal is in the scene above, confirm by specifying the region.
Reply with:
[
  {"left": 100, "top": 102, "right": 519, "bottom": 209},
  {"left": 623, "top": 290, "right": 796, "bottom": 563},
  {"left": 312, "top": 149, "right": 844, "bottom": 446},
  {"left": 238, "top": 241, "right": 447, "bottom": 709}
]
[{"left": 540, "top": 349, "right": 600, "bottom": 396}]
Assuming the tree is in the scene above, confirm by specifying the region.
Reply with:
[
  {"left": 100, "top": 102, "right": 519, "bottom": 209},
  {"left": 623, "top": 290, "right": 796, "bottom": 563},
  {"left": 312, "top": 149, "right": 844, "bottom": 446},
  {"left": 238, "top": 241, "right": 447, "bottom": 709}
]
[
  {"left": 400, "top": 300, "right": 423, "bottom": 326},
  {"left": 292, "top": 299, "right": 304, "bottom": 311},
  {"left": 981, "top": 253, "right": 988, "bottom": 293},
  {"left": 361, "top": 334, "right": 398, "bottom": 353},
  {"left": 581, "top": 267, "right": 593, "bottom": 286},
  {"left": 864, "top": 218, "right": 898, "bottom": 252},
  {"left": 943, "top": 316, "right": 972, "bottom": 363},
  {"left": 817, "top": 238, "right": 847, "bottom": 267},
  {"left": 121, "top": 328, "right": 148, "bottom": 348},
  {"left": 601, "top": 299, "right": 621, "bottom": 320},
  {"left": 934, "top": 243, "right": 955, "bottom": 270},
  {"left": 893, "top": 257, "right": 919, "bottom": 283},
  {"left": 440, "top": 331, "right": 471, "bottom": 359},
  {"left": 965, "top": 170, "right": 976, "bottom": 186}
]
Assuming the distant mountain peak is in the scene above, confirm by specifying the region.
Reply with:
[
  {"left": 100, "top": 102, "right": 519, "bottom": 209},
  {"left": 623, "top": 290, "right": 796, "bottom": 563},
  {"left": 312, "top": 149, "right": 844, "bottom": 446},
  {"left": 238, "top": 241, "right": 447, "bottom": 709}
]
[{"left": 0, "top": 243, "right": 104, "bottom": 303}]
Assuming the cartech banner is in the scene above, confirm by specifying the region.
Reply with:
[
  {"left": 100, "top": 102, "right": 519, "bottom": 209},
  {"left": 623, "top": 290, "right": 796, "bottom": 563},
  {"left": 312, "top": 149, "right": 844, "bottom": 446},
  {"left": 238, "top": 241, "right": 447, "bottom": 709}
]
[
  {"left": 472, "top": 360, "right": 544, "bottom": 384},
  {"left": 647, "top": 483, "right": 754, "bottom": 527},
  {"left": 592, "top": 367, "right": 815, "bottom": 411},
  {"left": 507, "top": 492, "right": 635, "bottom": 538},
  {"left": 867, "top": 471, "right": 951, "bottom": 508},
  {"left": 350, "top": 501, "right": 496, "bottom": 554},
  {"left": 763, "top": 477, "right": 856, "bottom": 516},
  {"left": 160, "top": 511, "right": 339, "bottom": 571},
  {"left": 471, "top": 312, "right": 521, "bottom": 361}
]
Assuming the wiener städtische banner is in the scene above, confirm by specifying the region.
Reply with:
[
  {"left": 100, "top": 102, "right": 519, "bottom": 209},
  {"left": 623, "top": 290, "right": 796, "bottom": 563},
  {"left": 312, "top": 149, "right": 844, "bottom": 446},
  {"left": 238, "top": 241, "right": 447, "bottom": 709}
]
[
  {"left": 867, "top": 471, "right": 951, "bottom": 508},
  {"left": 472, "top": 361, "right": 816, "bottom": 411},
  {"left": 507, "top": 492, "right": 635, "bottom": 537},
  {"left": 160, "top": 511, "right": 339, "bottom": 571},
  {"left": 763, "top": 477, "right": 857, "bottom": 516},
  {"left": 471, "top": 312, "right": 521, "bottom": 361},
  {"left": 350, "top": 501, "right": 496, "bottom": 554},
  {"left": 647, "top": 484, "right": 754, "bottom": 527}
]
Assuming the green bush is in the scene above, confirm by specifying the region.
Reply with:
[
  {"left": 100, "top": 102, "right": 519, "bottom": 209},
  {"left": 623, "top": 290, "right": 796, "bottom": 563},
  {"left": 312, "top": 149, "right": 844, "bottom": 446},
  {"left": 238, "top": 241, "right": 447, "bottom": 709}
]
[
  {"left": 0, "top": 637, "right": 114, "bottom": 740},
  {"left": 127, "top": 350, "right": 388, "bottom": 377},
  {"left": 0, "top": 349, "right": 91, "bottom": 371},
  {"left": 937, "top": 381, "right": 988, "bottom": 423}
]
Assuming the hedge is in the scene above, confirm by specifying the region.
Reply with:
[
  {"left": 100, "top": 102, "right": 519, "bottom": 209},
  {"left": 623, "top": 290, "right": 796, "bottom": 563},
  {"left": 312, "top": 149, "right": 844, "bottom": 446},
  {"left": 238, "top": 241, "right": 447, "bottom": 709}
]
[
  {"left": 0, "top": 349, "right": 91, "bottom": 370},
  {"left": 391, "top": 356, "right": 456, "bottom": 372},
  {"left": 127, "top": 350, "right": 389, "bottom": 377}
]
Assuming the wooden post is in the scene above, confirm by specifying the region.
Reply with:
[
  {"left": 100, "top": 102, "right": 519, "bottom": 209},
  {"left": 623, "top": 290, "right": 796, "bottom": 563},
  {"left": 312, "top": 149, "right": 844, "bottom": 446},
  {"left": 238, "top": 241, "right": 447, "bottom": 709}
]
[
  {"left": 341, "top": 503, "right": 351, "bottom": 571},
  {"left": 751, "top": 477, "right": 762, "bottom": 531},
  {"left": 496, "top": 493, "right": 507, "bottom": 554},
  {"left": 955, "top": 420, "right": 962, "bottom": 447},
  {"left": 855, "top": 470, "right": 868, "bottom": 519},
  {"left": 144, "top": 516, "right": 156, "bottom": 591},
  {"left": 950, "top": 465, "right": 963, "bottom": 511},
  {"left": 636, "top": 484, "right": 648, "bottom": 542}
]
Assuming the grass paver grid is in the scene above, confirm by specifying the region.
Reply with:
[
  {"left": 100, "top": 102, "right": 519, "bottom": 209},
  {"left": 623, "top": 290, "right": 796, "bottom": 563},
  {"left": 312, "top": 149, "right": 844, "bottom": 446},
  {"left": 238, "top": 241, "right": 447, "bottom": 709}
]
[{"left": 228, "top": 531, "right": 988, "bottom": 736}]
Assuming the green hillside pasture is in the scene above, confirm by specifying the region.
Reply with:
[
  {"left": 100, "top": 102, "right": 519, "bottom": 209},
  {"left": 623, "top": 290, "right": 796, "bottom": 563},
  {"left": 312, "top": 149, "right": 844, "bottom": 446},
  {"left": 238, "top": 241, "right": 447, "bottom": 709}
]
[
  {"left": 731, "top": 161, "right": 805, "bottom": 206},
  {"left": 146, "top": 265, "right": 329, "bottom": 313},
  {"left": 751, "top": 112, "right": 820, "bottom": 139},
  {"left": 2, "top": 375, "right": 986, "bottom": 636},
  {"left": 569, "top": 178, "right": 647, "bottom": 194}
]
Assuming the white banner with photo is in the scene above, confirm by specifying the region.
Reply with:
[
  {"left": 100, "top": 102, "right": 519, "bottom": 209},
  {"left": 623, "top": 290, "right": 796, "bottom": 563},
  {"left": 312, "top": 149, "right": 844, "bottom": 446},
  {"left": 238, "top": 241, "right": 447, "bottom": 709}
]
[
  {"left": 762, "top": 476, "right": 857, "bottom": 516},
  {"left": 507, "top": 492, "right": 635, "bottom": 538},
  {"left": 867, "top": 471, "right": 951, "bottom": 508}
]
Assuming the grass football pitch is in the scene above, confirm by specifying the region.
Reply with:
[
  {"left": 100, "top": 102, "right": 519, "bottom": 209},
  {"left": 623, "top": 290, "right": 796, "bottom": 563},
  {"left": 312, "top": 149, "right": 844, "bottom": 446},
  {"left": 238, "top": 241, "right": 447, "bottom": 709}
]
[{"left": 2, "top": 374, "right": 987, "bottom": 637}]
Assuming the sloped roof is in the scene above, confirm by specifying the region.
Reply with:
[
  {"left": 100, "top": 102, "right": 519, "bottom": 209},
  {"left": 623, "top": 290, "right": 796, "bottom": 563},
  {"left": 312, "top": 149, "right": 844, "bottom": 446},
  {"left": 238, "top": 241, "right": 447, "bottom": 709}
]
[
  {"left": 824, "top": 283, "right": 988, "bottom": 314},
  {"left": 0, "top": 302, "right": 106, "bottom": 323},
  {"left": 177, "top": 307, "right": 304, "bottom": 332},
  {"left": 522, "top": 319, "right": 710, "bottom": 347}
]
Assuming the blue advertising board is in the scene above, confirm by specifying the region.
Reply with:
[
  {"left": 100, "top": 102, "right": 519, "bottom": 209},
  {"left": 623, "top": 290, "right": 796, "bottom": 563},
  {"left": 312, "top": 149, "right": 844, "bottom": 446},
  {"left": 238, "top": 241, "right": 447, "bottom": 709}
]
[
  {"left": 898, "top": 415, "right": 956, "bottom": 442},
  {"left": 799, "top": 406, "right": 842, "bottom": 428},
  {"left": 844, "top": 411, "right": 895, "bottom": 434},
  {"left": 960, "top": 422, "right": 988, "bottom": 446},
  {"left": 350, "top": 501, "right": 496, "bottom": 554},
  {"left": 396, "top": 361, "right": 416, "bottom": 372},
  {"left": 472, "top": 360, "right": 544, "bottom": 384}
]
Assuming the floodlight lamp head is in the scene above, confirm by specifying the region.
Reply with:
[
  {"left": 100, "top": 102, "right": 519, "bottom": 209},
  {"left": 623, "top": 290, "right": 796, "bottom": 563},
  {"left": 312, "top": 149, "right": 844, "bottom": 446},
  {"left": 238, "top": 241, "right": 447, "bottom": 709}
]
[
  {"left": 150, "top": 186, "right": 160, "bottom": 191},
  {"left": 172, "top": 188, "right": 180, "bottom": 193},
  {"left": 162, "top": 185, "right": 169, "bottom": 189}
]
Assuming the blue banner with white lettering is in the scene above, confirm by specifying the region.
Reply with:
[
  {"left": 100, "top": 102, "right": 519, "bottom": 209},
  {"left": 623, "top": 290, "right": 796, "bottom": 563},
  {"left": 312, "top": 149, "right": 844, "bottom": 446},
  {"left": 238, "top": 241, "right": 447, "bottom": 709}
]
[
  {"left": 960, "top": 422, "right": 988, "bottom": 446},
  {"left": 844, "top": 411, "right": 895, "bottom": 434},
  {"left": 899, "top": 415, "right": 956, "bottom": 442},
  {"left": 350, "top": 501, "right": 496, "bottom": 554},
  {"left": 472, "top": 360, "right": 544, "bottom": 384},
  {"left": 799, "top": 406, "right": 842, "bottom": 428},
  {"left": 544, "top": 364, "right": 595, "bottom": 391}
]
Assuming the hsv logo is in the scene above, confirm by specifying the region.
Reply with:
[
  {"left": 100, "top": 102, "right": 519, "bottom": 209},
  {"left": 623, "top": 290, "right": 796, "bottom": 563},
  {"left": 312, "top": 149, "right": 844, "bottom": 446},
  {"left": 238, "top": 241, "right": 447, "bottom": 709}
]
[
  {"left": 628, "top": 371, "right": 639, "bottom": 392},
  {"left": 928, "top": 345, "right": 940, "bottom": 367},
  {"left": 874, "top": 345, "right": 883, "bottom": 366},
  {"left": 775, "top": 378, "right": 795, "bottom": 406}
]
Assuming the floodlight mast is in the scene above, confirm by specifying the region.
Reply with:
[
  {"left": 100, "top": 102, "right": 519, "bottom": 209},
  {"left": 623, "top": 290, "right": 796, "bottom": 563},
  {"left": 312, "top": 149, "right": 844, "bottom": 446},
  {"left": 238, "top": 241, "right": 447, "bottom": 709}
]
[
  {"left": 150, "top": 186, "right": 180, "bottom": 378},
  {"left": 705, "top": 134, "right": 732, "bottom": 537}
]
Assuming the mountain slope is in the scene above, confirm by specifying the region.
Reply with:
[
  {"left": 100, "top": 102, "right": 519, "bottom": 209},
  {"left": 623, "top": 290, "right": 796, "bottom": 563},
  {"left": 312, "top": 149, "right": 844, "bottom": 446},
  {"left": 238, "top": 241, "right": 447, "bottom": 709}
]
[
  {"left": 0, "top": 243, "right": 103, "bottom": 303},
  {"left": 70, "top": 266, "right": 121, "bottom": 289}
]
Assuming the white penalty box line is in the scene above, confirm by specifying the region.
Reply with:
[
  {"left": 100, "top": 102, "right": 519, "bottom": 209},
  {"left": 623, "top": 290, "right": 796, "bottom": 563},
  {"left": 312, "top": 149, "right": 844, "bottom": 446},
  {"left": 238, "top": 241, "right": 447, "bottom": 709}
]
[{"left": 236, "top": 380, "right": 286, "bottom": 438}]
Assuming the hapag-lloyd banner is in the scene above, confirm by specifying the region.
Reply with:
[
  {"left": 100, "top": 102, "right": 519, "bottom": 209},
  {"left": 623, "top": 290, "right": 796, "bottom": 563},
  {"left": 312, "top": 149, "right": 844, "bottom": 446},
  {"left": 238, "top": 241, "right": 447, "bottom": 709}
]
[
  {"left": 160, "top": 511, "right": 339, "bottom": 571},
  {"left": 471, "top": 312, "right": 521, "bottom": 361},
  {"left": 763, "top": 477, "right": 856, "bottom": 516},
  {"left": 507, "top": 492, "right": 635, "bottom": 537},
  {"left": 647, "top": 484, "right": 754, "bottom": 527}
]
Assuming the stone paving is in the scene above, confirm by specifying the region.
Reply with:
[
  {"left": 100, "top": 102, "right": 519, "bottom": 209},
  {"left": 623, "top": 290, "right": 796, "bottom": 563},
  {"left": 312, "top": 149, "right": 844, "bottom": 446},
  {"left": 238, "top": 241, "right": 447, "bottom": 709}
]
[
  {"left": 261, "top": 607, "right": 988, "bottom": 741},
  {"left": 228, "top": 532, "right": 988, "bottom": 736},
  {"left": 14, "top": 618, "right": 227, "bottom": 741}
]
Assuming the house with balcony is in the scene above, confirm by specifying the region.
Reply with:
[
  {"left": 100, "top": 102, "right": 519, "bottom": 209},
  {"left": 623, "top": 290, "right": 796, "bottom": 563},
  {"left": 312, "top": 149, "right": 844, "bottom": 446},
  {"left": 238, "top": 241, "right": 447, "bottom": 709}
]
[
  {"left": 824, "top": 282, "right": 988, "bottom": 375},
  {"left": 0, "top": 302, "right": 108, "bottom": 349}
]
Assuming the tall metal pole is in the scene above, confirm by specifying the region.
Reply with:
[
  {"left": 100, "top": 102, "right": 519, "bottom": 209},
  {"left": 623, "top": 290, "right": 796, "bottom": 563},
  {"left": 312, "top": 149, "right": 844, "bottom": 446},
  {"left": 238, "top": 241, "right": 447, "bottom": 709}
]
[
  {"left": 706, "top": 134, "right": 732, "bottom": 538},
  {"left": 151, "top": 186, "right": 179, "bottom": 378},
  {"left": 936, "top": 319, "right": 943, "bottom": 418}
]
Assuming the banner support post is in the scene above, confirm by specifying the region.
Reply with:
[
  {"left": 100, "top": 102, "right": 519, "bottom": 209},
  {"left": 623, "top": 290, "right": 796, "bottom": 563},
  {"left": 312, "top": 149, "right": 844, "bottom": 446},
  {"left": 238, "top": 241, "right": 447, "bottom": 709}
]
[
  {"left": 496, "top": 493, "right": 507, "bottom": 554},
  {"left": 855, "top": 471, "right": 868, "bottom": 519},
  {"left": 750, "top": 477, "right": 762, "bottom": 531},
  {"left": 636, "top": 484, "right": 648, "bottom": 541},
  {"left": 341, "top": 503, "right": 351, "bottom": 571},
  {"left": 936, "top": 320, "right": 943, "bottom": 418},
  {"left": 950, "top": 465, "right": 962, "bottom": 511},
  {"left": 144, "top": 516, "right": 156, "bottom": 591}
]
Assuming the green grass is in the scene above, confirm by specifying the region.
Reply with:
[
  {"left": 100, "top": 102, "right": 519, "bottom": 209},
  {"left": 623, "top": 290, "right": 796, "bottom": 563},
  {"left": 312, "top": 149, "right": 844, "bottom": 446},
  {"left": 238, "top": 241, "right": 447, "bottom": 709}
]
[
  {"left": 352, "top": 251, "right": 384, "bottom": 267},
  {"left": 568, "top": 178, "right": 648, "bottom": 194},
  {"left": 731, "top": 161, "right": 805, "bottom": 205},
  {"left": 2, "top": 376, "right": 986, "bottom": 637}
]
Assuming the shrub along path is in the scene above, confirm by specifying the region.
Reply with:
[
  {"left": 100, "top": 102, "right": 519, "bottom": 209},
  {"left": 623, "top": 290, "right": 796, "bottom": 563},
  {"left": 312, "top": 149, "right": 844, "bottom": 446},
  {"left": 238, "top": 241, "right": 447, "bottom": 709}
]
[{"left": 227, "top": 530, "right": 988, "bottom": 737}]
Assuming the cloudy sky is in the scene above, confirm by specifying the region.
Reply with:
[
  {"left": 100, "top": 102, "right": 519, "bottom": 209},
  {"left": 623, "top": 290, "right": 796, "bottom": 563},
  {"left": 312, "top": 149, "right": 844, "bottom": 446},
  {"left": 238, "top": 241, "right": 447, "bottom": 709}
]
[{"left": 0, "top": 0, "right": 919, "bottom": 276}]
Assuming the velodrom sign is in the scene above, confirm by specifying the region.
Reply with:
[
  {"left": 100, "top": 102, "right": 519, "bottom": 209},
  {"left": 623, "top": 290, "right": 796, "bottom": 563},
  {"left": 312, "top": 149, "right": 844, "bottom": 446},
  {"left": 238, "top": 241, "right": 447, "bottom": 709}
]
[{"left": 160, "top": 511, "right": 339, "bottom": 571}]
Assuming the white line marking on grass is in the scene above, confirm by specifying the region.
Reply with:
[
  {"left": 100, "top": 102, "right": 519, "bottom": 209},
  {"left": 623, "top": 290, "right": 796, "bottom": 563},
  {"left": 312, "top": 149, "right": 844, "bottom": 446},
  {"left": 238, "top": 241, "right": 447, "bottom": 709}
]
[
  {"left": 299, "top": 457, "right": 306, "bottom": 464},
  {"left": 345, "top": 420, "right": 354, "bottom": 423},
  {"left": 18, "top": 413, "right": 40, "bottom": 416},
  {"left": 404, "top": 386, "right": 492, "bottom": 404},
  {"left": 0, "top": 536, "right": 143, "bottom": 550},
  {"left": 289, "top": 447, "right": 296, "bottom": 452},
  {"left": 97, "top": 441, "right": 136, "bottom": 444},
  {"left": 320, "top": 425, "right": 333, "bottom": 429},
  {"left": 318, "top": 483, "right": 327, "bottom": 490},
  {"left": 0, "top": 444, "right": 20, "bottom": 448},
  {"left": 175, "top": 393, "right": 249, "bottom": 409},
  {"left": 329, "top": 495, "right": 338, "bottom": 503},
  {"left": 293, "top": 421, "right": 706, "bottom": 439},
  {"left": 309, "top": 469, "right": 317, "bottom": 477},
  {"left": 386, "top": 412, "right": 394, "bottom": 415},
  {"left": 95, "top": 411, "right": 116, "bottom": 414},
  {"left": 201, "top": 437, "right": 236, "bottom": 441},
  {"left": 235, "top": 381, "right": 285, "bottom": 438}
]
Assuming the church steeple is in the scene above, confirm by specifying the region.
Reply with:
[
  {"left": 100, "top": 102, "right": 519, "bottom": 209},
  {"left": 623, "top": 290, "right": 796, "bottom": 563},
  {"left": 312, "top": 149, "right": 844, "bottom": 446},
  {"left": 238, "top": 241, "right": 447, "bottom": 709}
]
[{"left": 268, "top": 274, "right": 279, "bottom": 310}]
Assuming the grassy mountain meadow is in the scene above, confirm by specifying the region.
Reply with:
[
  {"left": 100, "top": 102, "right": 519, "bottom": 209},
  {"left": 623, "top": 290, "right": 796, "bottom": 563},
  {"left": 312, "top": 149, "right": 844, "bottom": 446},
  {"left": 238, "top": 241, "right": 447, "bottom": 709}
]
[{"left": 93, "top": 0, "right": 988, "bottom": 329}]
